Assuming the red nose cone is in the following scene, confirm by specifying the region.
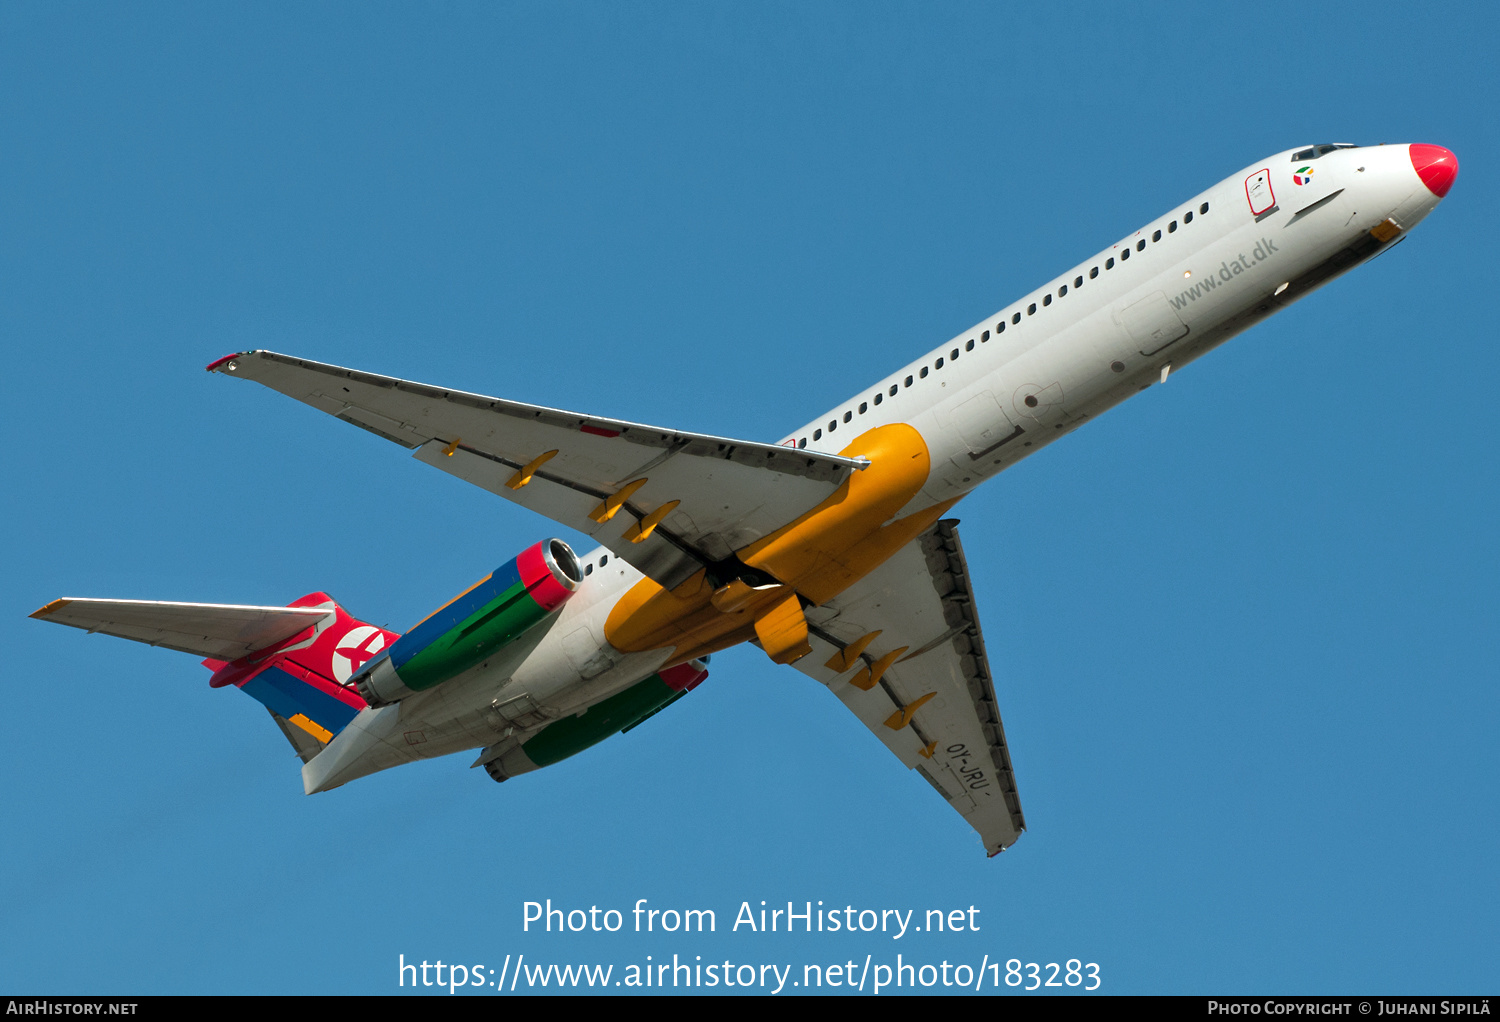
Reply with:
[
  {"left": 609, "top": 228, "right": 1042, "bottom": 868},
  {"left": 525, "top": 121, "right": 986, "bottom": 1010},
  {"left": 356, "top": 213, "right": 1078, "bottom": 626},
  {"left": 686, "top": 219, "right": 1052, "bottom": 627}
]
[{"left": 1410, "top": 143, "right": 1458, "bottom": 198}]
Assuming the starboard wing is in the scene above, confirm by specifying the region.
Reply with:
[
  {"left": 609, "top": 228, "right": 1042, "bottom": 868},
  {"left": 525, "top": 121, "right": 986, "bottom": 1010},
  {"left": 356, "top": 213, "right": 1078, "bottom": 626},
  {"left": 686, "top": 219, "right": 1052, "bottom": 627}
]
[
  {"left": 29, "top": 599, "right": 328, "bottom": 661},
  {"left": 786, "top": 520, "right": 1025, "bottom": 855},
  {"left": 210, "top": 351, "right": 867, "bottom": 590}
]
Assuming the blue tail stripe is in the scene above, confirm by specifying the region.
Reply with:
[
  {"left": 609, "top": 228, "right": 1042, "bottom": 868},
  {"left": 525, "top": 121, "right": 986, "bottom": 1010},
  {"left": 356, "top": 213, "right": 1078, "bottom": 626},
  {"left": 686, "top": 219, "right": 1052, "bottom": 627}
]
[{"left": 241, "top": 667, "right": 361, "bottom": 735}]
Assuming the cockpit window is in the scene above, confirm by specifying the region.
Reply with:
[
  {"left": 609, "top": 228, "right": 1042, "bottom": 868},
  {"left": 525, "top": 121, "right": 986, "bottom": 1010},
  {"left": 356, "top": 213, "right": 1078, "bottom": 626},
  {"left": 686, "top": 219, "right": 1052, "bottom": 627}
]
[{"left": 1292, "top": 143, "right": 1360, "bottom": 161}]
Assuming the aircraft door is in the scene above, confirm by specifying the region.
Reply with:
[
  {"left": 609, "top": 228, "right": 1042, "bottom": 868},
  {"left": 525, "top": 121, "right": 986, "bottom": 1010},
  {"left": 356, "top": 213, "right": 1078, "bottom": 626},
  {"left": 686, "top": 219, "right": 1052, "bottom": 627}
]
[
  {"left": 943, "top": 388, "right": 1023, "bottom": 458},
  {"left": 1116, "top": 291, "right": 1189, "bottom": 356},
  {"left": 1245, "top": 167, "right": 1277, "bottom": 220}
]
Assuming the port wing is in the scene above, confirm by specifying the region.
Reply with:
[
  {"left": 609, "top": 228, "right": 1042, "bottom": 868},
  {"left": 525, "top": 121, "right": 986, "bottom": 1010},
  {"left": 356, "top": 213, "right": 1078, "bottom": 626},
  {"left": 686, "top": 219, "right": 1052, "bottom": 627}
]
[{"left": 211, "top": 351, "right": 866, "bottom": 590}]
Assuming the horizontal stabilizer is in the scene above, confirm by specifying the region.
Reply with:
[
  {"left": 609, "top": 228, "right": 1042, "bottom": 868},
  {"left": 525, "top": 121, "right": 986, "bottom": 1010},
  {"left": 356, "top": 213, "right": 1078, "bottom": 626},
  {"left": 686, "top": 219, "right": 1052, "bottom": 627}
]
[{"left": 30, "top": 599, "right": 328, "bottom": 661}]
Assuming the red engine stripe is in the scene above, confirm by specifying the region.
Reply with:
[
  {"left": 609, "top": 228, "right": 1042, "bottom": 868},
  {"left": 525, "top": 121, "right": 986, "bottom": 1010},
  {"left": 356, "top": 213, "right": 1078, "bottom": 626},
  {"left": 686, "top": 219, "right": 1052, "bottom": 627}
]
[
  {"left": 660, "top": 662, "right": 709, "bottom": 692},
  {"left": 517, "top": 541, "right": 574, "bottom": 611}
]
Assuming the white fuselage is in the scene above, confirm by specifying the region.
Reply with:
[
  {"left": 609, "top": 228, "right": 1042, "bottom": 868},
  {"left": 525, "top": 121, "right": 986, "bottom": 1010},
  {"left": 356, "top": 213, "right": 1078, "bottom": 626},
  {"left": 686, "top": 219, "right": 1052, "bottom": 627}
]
[
  {"left": 785, "top": 142, "right": 1440, "bottom": 512},
  {"left": 319, "top": 143, "right": 1448, "bottom": 787}
]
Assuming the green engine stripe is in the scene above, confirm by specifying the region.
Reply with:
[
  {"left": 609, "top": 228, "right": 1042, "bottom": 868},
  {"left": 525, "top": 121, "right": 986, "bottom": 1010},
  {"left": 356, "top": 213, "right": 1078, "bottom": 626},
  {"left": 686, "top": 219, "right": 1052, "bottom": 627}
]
[
  {"left": 521, "top": 674, "right": 681, "bottom": 768},
  {"left": 394, "top": 579, "right": 548, "bottom": 691}
]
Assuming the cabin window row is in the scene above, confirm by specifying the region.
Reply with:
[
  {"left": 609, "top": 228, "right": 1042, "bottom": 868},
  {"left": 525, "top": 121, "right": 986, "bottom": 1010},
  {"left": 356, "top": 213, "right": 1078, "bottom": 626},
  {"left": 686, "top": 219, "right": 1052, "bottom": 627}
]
[
  {"left": 790, "top": 202, "right": 1210, "bottom": 449},
  {"left": 989, "top": 202, "right": 1209, "bottom": 334}
]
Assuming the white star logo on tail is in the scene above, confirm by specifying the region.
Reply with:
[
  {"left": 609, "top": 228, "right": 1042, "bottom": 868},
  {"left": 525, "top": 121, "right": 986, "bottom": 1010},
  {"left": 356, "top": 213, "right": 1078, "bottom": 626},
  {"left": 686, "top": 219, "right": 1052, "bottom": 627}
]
[{"left": 331, "top": 625, "right": 386, "bottom": 683}]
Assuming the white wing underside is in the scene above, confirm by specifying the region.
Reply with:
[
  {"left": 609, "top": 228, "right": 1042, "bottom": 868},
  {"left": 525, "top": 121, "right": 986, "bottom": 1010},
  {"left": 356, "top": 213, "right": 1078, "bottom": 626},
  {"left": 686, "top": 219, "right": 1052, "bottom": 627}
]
[
  {"left": 213, "top": 351, "right": 866, "bottom": 590},
  {"left": 787, "top": 520, "right": 1025, "bottom": 855}
]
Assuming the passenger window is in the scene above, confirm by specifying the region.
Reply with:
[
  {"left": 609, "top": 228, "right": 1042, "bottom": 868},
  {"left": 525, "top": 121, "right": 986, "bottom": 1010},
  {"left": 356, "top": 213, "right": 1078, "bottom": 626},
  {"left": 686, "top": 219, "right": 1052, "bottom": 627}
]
[
  {"left": 1200, "top": 202, "right": 1209, "bottom": 214},
  {"left": 843, "top": 411, "right": 852, "bottom": 423},
  {"left": 1106, "top": 257, "right": 1114, "bottom": 269},
  {"left": 1169, "top": 220, "right": 1178, "bottom": 233},
  {"left": 1059, "top": 285, "right": 1068, "bottom": 297},
  {"left": 829, "top": 420, "right": 837, "bottom": 431},
  {"left": 798, "top": 438, "right": 807, "bottom": 448},
  {"left": 860, "top": 402, "right": 868, "bottom": 413},
  {"left": 1012, "top": 312, "right": 1021, "bottom": 324},
  {"left": 1152, "top": 230, "right": 1161, "bottom": 242},
  {"left": 889, "top": 384, "right": 898, "bottom": 396},
  {"left": 873, "top": 394, "right": 882, "bottom": 406},
  {"left": 600, "top": 555, "right": 608, "bottom": 566},
  {"left": 966, "top": 339, "right": 975, "bottom": 351},
  {"left": 996, "top": 321, "right": 1005, "bottom": 334},
  {"left": 1184, "top": 210, "right": 1193, "bottom": 224},
  {"left": 585, "top": 563, "right": 593, "bottom": 576},
  {"left": 951, "top": 348, "right": 959, "bottom": 359},
  {"left": 935, "top": 357, "right": 944, "bottom": 368},
  {"left": 981, "top": 330, "right": 989, "bottom": 341},
  {"left": 1028, "top": 303, "right": 1036, "bottom": 315},
  {"left": 1043, "top": 294, "right": 1052, "bottom": 306},
  {"left": 905, "top": 375, "right": 913, "bottom": 386},
  {"left": 1120, "top": 248, "right": 1130, "bottom": 261},
  {"left": 1075, "top": 276, "right": 1083, "bottom": 287},
  {"left": 814, "top": 428, "right": 822, "bottom": 439},
  {"left": 1090, "top": 267, "right": 1099, "bottom": 278},
  {"left": 1136, "top": 239, "right": 1145, "bottom": 251}
]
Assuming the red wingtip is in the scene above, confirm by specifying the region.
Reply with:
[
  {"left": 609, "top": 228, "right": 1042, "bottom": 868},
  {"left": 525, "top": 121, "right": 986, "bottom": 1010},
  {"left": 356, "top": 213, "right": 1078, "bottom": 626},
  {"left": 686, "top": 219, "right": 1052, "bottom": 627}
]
[
  {"left": 205, "top": 353, "right": 243, "bottom": 373},
  {"left": 1409, "top": 144, "right": 1458, "bottom": 198}
]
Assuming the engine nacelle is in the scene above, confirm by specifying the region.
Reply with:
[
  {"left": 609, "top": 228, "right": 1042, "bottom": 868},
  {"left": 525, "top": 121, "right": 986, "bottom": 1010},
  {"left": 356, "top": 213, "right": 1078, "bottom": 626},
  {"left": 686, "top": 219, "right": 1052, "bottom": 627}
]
[
  {"left": 483, "top": 658, "right": 709, "bottom": 782},
  {"left": 354, "top": 539, "right": 582, "bottom": 706}
]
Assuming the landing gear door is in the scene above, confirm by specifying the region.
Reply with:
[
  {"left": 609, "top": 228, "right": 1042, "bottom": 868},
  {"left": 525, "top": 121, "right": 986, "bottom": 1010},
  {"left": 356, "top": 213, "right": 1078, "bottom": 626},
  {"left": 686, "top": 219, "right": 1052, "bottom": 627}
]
[{"left": 1245, "top": 168, "right": 1277, "bottom": 221}]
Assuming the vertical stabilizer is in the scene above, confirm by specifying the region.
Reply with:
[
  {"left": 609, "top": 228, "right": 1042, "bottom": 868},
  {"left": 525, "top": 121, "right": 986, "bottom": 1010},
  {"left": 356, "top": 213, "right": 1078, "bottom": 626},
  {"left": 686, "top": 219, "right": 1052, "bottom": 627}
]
[{"left": 202, "top": 593, "right": 401, "bottom": 754}]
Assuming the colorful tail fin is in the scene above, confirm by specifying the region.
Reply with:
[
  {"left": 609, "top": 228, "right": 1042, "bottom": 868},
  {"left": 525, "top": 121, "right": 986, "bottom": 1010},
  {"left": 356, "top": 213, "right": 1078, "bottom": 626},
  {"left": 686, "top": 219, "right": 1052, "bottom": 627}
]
[
  {"left": 33, "top": 591, "right": 402, "bottom": 764},
  {"left": 202, "top": 593, "right": 401, "bottom": 761}
]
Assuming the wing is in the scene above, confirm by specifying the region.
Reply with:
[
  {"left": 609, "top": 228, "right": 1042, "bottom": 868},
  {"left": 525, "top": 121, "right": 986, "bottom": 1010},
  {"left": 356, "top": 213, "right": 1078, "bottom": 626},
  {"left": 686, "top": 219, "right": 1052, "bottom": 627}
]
[
  {"left": 210, "top": 351, "right": 867, "bottom": 590},
  {"left": 29, "top": 599, "right": 327, "bottom": 661},
  {"left": 786, "top": 520, "right": 1025, "bottom": 855}
]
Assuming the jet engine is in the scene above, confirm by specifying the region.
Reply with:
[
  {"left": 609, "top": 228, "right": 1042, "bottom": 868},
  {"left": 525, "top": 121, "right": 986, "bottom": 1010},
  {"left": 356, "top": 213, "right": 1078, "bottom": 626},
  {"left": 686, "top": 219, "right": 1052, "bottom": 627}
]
[{"left": 353, "top": 539, "right": 582, "bottom": 706}]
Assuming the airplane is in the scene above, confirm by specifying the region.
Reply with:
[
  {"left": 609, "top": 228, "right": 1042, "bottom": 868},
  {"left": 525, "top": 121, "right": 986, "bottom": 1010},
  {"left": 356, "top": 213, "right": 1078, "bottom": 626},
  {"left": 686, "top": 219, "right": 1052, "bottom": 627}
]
[{"left": 31, "top": 141, "right": 1457, "bottom": 855}]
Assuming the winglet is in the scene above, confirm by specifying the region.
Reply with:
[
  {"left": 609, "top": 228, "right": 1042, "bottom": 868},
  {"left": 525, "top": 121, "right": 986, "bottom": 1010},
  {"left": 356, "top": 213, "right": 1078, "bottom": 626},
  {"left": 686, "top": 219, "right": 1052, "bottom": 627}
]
[
  {"left": 30, "top": 598, "right": 71, "bottom": 619},
  {"left": 205, "top": 352, "right": 251, "bottom": 373}
]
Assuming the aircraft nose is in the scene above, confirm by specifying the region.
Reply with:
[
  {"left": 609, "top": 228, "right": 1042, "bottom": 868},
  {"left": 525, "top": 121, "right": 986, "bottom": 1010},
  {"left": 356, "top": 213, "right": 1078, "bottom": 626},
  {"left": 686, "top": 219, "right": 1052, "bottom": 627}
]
[{"left": 1409, "top": 144, "right": 1458, "bottom": 198}]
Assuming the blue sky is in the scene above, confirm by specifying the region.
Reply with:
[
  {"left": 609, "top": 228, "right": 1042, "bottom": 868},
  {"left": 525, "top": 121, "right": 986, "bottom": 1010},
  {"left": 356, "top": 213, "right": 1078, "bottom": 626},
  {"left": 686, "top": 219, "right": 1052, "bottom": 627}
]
[{"left": 3, "top": 2, "right": 1494, "bottom": 995}]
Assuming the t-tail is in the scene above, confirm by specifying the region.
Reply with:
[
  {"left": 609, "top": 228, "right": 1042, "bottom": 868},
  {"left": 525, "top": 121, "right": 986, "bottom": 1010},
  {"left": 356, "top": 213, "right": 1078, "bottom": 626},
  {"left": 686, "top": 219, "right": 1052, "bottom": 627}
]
[
  {"left": 30, "top": 592, "right": 399, "bottom": 763},
  {"left": 202, "top": 593, "right": 401, "bottom": 760}
]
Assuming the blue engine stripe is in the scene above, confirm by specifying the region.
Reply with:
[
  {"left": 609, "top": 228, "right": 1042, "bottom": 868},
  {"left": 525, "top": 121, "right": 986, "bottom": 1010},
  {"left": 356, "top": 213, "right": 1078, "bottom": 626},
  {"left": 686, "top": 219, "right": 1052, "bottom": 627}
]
[
  {"left": 240, "top": 668, "right": 361, "bottom": 735},
  {"left": 390, "top": 557, "right": 523, "bottom": 669}
]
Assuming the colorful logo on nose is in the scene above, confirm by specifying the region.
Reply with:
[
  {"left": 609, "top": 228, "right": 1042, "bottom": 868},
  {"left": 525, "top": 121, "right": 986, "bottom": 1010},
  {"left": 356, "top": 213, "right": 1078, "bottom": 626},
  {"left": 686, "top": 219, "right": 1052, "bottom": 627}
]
[{"left": 1293, "top": 166, "right": 1314, "bottom": 185}]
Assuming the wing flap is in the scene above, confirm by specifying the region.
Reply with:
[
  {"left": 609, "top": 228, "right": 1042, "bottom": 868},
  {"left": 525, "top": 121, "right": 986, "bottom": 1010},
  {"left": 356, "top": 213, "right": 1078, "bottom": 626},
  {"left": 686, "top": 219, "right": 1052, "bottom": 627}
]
[
  {"left": 214, "top": 350, "right": 866, "bottom": 588},
  {"left": 30, "top": 599, "right": 328, "bottom": 661}
]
